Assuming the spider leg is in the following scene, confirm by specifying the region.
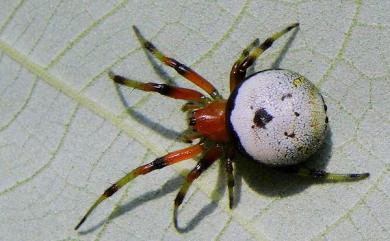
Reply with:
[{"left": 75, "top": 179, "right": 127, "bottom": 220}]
[
  {"left": 229, "top": 38, "right": 259, "bottom": 90},
  {"left": 177, "top": 129, "right": 202, "bottom": 143},
  {"left": 181, "top": 102, "right": 203, "bottom": 112},
  {"left": 225, "top": 156, "right": 234, "bottom": 209},
  {"left": 75, "top": 143, "right": 204, "bottom": 230},
  {"left": 109, "top": 71, "right": 208, "bottom": 103},
  {"left": 230, "top": 23, "right": 299, "bottom": 91},
  {"left": 173, "top": 145, "right": 222, "bottom": 227},
  {"left": 284, "top": 166, "right": 369, "bottom": 182},
  {"left": 133, "top": 26, "right": 221, "bottom": 99},
  {"left": 237, "top": 38, "right": 260, "bottom": 65}
]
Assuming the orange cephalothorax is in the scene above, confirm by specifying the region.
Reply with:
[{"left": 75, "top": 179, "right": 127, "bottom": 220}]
[{"left": 190, "top": 100, "right": 229, "bottom": 142}]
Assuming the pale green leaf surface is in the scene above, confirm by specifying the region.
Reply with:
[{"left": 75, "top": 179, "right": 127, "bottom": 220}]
[{"left": 0, "top": 0, "right": 389, "bottom": 241}]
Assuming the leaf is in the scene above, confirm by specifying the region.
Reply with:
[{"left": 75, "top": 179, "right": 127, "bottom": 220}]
[{"left": 0, "top": 0, "right": 389, "bottom": 240}]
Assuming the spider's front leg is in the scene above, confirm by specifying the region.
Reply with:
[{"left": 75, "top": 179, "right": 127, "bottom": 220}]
[
  {"left": 109, "top": 71, "right": 209, "bottom": 104},
  {"left": 173, "top": 145, "right": 223, "bottom": 228},
  {"left": 230, "top": 23, "right": 299, "bottom": 91},
  {"left": 133, "top": 26, "right": 221, "bottom": 99},
  {"left": 75, "top": 143, "right": 205, "bottom": 230}
]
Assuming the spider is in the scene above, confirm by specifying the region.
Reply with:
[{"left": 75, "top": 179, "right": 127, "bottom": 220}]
[{"left": 75, "top": 23, "right": 369, "bottom": 230}]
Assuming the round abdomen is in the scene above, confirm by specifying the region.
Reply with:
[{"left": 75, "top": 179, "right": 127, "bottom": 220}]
[{"left": 226, "top": 69, "right": 328, "bottom": 165}]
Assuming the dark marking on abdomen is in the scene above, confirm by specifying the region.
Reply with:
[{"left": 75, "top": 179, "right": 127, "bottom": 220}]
[
  {"left": 281, "top": 93, "right": 292, "bottom": 101},
  {"left": 253, "top": 108, "right": 273, "bottom": 128},
  {"left": 284, "top": 131, "right": 295, "bottom": 138}
]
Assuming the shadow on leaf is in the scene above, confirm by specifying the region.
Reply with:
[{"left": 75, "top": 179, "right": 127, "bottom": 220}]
[
  {"left": 78, "top": 175, "right": 183, "bottom": 234},
  {"left": 235, "top": 128, "right": 333, "bottom": 202}
]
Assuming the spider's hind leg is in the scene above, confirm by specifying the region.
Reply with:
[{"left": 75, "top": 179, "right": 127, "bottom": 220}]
[{"left": 284, "top": 166, "right": 369, "bottom": 182}]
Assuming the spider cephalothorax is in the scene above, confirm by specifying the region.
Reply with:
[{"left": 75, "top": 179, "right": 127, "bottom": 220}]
[
  {"left": 189, "top": 100, "right": 229, "bottom": 142},
  {"left": 75, "top": 23, "right": 369, "bottom": 231}
]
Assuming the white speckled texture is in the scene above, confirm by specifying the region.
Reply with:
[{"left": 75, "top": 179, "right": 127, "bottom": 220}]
[{"left": 229, "top": 69, "right": 327, "bottom": 165}]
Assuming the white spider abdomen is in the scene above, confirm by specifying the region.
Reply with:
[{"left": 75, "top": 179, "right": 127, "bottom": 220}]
[{"left": 226, "top": 69, "right": 328, "bottom": 165}]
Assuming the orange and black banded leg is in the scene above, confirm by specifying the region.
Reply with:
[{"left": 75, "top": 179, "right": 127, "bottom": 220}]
[
  {"left": 109, "top": 71, "right": 208, "bottom": 103},
  {"left": 75, "top": 143, "right": 204, "bottom": 230},
  {"left": 229, "top": 38, "right": 259, "bottom": 91},
  {"left": 230, "top": 23, "right": 299, "bottom": 91},
  {"left": 225, "top": 157, "right": 234, "bottom": 209},
  {"left": 173, "top": 145, "right": 222, "bottom": 227},
  {"left": 133, "top": 26, "right": 221, "bottom": 99},
  {"left": 283, "top": 166, "right": 369, "bottom": 182}
]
